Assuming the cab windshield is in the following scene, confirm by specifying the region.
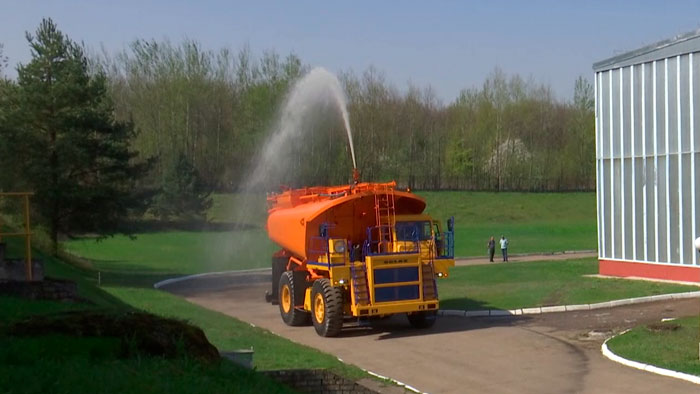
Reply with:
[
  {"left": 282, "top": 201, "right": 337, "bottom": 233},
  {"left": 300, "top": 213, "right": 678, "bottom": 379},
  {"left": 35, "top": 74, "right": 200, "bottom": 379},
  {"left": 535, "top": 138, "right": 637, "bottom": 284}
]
[{"left": 395, "top": 221, "right": 432, "bottom": 241}]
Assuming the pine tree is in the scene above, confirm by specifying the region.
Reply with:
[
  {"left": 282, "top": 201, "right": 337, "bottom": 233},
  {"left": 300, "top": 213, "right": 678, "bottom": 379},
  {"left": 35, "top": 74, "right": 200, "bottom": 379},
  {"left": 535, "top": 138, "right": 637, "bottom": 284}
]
[
  {"left": 7, "top": 19, "right": 153, "bottom": 253},
  {"left": 151, "top": 153, "right": 212, "bottom": 221}
]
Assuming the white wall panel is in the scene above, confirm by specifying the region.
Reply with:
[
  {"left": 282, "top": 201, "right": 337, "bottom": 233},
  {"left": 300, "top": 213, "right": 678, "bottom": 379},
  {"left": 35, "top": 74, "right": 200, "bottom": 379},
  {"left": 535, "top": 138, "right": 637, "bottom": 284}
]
[{"left": 595, "top": 51, "right": 700, "bottom": 267}]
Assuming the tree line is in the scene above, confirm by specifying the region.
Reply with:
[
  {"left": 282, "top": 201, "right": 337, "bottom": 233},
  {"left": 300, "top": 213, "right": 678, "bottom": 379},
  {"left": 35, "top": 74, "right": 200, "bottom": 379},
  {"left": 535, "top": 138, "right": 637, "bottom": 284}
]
[
  {"left": 95, "top": 39, "right": 595, "bottom": 192},
  {"left": 0, "top": 19, "right": 594, "bottom": 250}
]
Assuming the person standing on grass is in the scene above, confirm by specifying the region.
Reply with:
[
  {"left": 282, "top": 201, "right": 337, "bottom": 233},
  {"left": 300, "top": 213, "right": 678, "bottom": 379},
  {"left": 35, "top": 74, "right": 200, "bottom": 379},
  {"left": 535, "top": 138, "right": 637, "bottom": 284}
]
[
  {"left": 500, "top": 235, "right": 509, "bottom": 262},
  {"left": 487, "top": 236, "right": 496, "bottom": 262}
]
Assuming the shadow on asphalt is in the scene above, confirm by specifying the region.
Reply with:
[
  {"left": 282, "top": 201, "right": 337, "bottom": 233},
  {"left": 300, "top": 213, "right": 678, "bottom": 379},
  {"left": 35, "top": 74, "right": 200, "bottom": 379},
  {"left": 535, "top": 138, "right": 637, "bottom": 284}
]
[
  {"left": 332, "top": 313, "right": 533, "bottom": 340},
  {"left": 165, "top": 274, "right": 532, "bottom": 339}
]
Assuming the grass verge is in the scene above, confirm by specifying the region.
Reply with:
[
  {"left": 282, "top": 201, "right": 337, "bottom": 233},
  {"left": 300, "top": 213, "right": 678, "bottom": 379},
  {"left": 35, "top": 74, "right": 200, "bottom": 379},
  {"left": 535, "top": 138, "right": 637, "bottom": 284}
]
[
  {"left": 1, "top": 239, "right": 370, "bottom": 393},
  {"left": 438, "top": 258, "right": 698, "bottom": 310},
  {"left": 0, "top": 297, "right": 293, "bottom": 394},
  {"left": 606, "top": 316, "right": 700, "bottom": 377}
]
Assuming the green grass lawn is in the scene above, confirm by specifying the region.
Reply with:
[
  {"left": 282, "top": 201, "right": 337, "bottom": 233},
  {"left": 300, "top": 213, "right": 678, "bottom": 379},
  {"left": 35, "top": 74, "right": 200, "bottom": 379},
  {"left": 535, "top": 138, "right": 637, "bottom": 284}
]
[
  {"left": 2, "top": 241, "right": 369, "bottom": 377},
  {"left": 64, "top": 192, "right": 597, "bottom": 277},
  {"left": 63, "top": 193, "right": 274, "bottom": 274},
  {"left": 438, "top": 258, "right": 697, "bottom": 310},
  {"left": 606, "top": 316, "right": 700, "bottom": 376},
  {"left": 0, "top": 295, "right": 293, "bottom": 394},
  {"left": 0, "top": 240, "right": 371, "bottom": 393},
  {"left": 0, "top": 333, "right": 292, "bottom": 394},
  {"left": 63, "top": 229, "right": 274, "bottom": 277},
  {"left": 417, "top": 191, "right": 596, "bottom": 257}
]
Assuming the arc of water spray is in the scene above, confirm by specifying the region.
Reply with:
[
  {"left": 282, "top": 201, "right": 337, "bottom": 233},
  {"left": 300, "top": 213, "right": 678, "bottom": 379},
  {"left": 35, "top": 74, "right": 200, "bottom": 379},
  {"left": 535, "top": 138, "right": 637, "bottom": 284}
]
[
  {"left": 229, "top": 67, "right": 357, "bottom": 248},
  {"left": 244, "top": 67, "right": 356, "bottom": 191}
]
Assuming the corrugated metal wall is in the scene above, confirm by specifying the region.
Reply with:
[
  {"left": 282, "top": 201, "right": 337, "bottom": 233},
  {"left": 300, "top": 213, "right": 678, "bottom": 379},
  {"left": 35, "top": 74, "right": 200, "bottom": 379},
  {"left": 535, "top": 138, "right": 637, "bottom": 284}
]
[{"left": 596, "top": 53, "right": 700, "bottom": 266}]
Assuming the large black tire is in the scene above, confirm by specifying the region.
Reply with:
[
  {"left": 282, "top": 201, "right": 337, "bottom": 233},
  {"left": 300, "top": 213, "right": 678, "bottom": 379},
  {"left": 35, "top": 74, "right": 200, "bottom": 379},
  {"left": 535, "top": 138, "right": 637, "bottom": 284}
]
[
  {"left": 310, "top": 279, "right": 344, "bottom": 337},
  {"left": 407, "top": 310, "right": 437, "bottom": 329},
  {"left": 278, "top": 271, "right": 310, "bottom": 326},
  {"left": 269, "top": 256, "right": 288, "bottom": 305}
]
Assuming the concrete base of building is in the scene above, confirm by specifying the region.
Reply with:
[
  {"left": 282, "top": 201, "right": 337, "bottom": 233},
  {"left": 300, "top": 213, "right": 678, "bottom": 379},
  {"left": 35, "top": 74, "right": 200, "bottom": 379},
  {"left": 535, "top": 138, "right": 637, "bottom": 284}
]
[{"left": 599, "top": 259, "right": 700, "bottom": 283}]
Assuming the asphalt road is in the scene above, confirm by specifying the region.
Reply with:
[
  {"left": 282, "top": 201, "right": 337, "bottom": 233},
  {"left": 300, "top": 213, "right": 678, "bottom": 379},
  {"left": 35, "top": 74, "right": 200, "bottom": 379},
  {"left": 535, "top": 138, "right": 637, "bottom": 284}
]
[{"left": 163, "top": 267, "right": 700, "bottom": 394}]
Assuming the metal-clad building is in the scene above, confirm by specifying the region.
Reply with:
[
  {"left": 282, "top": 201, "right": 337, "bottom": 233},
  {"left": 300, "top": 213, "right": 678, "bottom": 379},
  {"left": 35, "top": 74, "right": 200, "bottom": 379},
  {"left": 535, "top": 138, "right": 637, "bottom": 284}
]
[{"left": 594, "top": 30, "right": 700, "bottom": 282}]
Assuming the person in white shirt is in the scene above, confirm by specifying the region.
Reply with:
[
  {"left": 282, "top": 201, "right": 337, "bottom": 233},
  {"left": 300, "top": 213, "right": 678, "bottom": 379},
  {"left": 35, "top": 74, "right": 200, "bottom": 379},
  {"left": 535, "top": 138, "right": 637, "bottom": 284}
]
[{"left": 499, "top": 235, "right": 509, "bottom": 262}]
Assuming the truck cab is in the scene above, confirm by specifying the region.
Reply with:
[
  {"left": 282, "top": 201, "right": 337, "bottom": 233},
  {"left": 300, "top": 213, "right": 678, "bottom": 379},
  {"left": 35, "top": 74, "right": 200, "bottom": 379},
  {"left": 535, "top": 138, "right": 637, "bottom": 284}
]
[{"left": 394, "top": 214, "right": 455, "bottom": 278}]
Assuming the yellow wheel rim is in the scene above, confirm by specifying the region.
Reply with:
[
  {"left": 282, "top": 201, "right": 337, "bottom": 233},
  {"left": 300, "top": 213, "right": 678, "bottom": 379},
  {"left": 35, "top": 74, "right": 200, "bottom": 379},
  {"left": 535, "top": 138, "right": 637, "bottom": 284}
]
[
  {"left": 314, "top": 293, "right": 325, "bottom": 323},
  {"left": 281, "top": 285, "right": 291, "bottom": 313}
]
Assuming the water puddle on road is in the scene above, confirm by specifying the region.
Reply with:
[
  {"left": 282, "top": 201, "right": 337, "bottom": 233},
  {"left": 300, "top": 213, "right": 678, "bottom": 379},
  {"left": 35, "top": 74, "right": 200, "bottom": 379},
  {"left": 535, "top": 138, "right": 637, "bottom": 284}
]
[{"left": 578, "top": 329, "right": 614, "bottom": 341}]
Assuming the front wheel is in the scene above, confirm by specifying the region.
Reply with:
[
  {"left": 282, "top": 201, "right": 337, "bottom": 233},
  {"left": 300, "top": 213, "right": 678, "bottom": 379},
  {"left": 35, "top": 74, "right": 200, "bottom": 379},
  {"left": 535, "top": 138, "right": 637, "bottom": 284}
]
[
  {"left": 407, "top": 310, "right": 437, "bottom": 329},
  {"left": 311, "top": 279, "right": 344, "bottom": 337}
]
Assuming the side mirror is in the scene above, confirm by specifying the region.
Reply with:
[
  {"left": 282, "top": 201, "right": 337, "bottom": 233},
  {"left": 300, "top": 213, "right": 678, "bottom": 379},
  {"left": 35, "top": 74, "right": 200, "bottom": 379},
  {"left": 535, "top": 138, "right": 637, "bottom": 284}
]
[{"left": 447, "top": 216, "right": 454, "bottom": 232}]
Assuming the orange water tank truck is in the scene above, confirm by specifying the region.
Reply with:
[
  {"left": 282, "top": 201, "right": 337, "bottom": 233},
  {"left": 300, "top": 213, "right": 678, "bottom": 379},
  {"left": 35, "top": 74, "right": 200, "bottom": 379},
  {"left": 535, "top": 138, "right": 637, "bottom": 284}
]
[{"left": 264, "top": 172, "right": 455, "bottom": 337}]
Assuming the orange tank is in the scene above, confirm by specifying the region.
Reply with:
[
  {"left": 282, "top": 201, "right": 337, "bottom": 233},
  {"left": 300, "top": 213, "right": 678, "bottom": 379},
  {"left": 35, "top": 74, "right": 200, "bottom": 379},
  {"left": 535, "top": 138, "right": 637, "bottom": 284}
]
[{"left": 266, "top": 181, "right": 425, "bottom": 262}]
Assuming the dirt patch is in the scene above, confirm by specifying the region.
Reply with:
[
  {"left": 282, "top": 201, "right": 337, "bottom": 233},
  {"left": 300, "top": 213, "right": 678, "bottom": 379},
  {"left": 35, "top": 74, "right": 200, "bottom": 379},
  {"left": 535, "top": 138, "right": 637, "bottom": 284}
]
[
  {"left": 532, "top": 299, "right": 698, "bottom": 332},
  {"left": 646, "top": 322, "right": 681, "bottom": 333},
  {"left": 8, "top": 311, "right": 220, "bottom": 363}
]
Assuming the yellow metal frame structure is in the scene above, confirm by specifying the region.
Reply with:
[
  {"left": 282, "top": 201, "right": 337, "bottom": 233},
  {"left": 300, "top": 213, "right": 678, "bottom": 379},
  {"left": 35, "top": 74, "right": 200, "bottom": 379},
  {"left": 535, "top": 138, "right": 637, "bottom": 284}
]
[
  {"left": 307, "top": 228, "right": 450, "bottom": 318},
  {"left": 0, "top": 192, "right": 34, "bottom": 281},
  {"left": 314, "top": 248, "right": 440, "bottom": 317},
  {"left": 350, "top": 254, "right": 438, "bottom": 317}
]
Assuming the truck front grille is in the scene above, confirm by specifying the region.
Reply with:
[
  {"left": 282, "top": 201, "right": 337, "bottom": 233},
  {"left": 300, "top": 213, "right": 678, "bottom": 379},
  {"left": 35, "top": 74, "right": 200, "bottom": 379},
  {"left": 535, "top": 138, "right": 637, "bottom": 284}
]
[
  {"left": 373, "top": 267, "right": 419, "bottom": 284},
  {"left": 374, "top": 285, "right": 420, "bottom": 302}
]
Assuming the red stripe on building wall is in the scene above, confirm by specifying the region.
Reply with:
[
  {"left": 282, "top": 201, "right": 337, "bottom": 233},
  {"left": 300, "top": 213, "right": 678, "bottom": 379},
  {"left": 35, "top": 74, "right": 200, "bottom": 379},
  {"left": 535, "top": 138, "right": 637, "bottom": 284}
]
[{"left": 599, "top": 259, "right": 700, "bottom": 282}]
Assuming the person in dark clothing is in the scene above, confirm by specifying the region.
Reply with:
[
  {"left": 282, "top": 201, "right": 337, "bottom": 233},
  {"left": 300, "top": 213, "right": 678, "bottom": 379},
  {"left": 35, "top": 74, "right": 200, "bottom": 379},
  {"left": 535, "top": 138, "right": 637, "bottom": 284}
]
[{"left": 487, "top": 236, "right": 496, "bottom": 262}]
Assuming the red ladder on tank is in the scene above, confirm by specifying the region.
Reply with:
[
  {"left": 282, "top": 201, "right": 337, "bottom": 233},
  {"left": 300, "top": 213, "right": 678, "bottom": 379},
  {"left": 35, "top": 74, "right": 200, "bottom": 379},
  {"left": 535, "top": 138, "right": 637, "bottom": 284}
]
[{"left": 374, "top": 185, "right": 396, "bottom": 253}]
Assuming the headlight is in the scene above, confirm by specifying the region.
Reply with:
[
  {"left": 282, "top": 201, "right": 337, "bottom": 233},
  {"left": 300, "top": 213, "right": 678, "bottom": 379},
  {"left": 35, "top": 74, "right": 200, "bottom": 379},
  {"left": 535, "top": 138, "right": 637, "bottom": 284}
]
[{"left": 333, "top": 240, "right": 346, "bottom": 253}]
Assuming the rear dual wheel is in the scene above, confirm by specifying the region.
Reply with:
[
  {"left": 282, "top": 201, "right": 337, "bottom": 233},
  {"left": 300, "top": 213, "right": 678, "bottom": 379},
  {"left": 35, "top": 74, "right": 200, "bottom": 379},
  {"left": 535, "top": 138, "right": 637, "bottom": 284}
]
[
  {"left": 311, "top": 279, "right": 344, "bottom": 337},
  {"left": 278, "top": 271, "right": 310, "bottom": 326}
]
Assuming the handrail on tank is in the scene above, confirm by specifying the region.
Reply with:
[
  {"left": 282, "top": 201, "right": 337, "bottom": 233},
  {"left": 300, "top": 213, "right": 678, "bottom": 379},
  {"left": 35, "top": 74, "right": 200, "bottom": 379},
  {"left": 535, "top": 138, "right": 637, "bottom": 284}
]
[
  {"left": 440, "top": 230, "right": 455, "bottom": 259},
  {"left": 267, "top": 181, "right": 399, "bottom": 212},
  {"left": 308, "top": 222, "right": 347, "bottom": 268},
  {"left": 440, "top": 216, "right": 455, "bottom": 258}
]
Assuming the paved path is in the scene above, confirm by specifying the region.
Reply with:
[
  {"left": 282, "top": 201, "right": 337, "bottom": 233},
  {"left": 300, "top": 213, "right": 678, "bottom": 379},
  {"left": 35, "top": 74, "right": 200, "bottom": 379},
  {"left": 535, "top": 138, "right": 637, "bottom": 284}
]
[
  {"left": 455, "top": 250, "right": 598, "bottom": 266},
  {"left": 163, "top": 262, "right": 700, "bottom": 394}
]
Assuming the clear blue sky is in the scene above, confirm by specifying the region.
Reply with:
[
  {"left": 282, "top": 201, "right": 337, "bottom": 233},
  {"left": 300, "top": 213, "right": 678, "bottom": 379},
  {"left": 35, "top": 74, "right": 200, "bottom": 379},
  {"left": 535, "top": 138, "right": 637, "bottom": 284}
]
[{"left": 3, "top": 1, "right": 700, "bottom": 102}]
